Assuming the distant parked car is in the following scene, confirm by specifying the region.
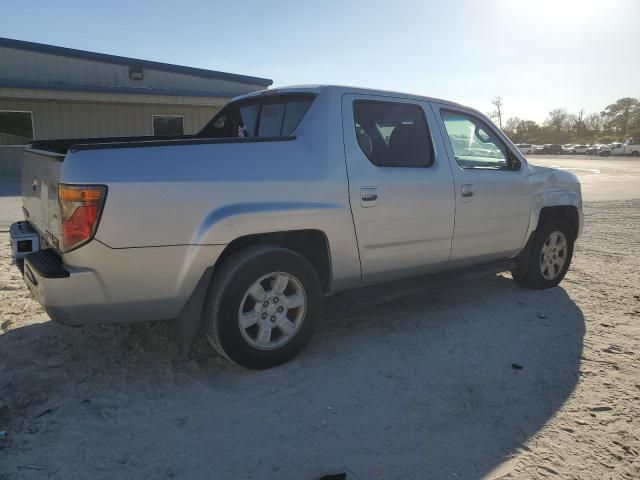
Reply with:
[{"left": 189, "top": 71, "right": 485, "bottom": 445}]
[
  {"left": 515, "top": 143, "right": 533, "bottom": 155},
  {"left": 598, "top": 145, "right": 612, "bottom": 157},
  {"left": 586, "top": 145, "right": 600, "bottom": 155},
  {"left": 533, "top": 145, "right": 545, "bottom": 154},
  {"left": 562, "top": 144, "right": 575, "bottom": 153},
  {"left": 543, "top": 144, "right": 563, "bottom": 154},
  {"left": 609, "top": 142, "right": 625, "bottom": 156},
  {"left": 573, "top": 145, "right": 588, "bottom": 154},
  {"left": 623, "top": 138, "right": 640, "bottom": 157}
]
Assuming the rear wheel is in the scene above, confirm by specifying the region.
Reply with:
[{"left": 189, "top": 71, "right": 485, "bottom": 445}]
[
  {"left": 203, "top": 245, "right": 323, "bottom": 369},
  {"left": 512, "top": 220, "right": 574, "bottom": 289},
  {"left": 631, "top": 151, "right": 640, "bottom": 157}
]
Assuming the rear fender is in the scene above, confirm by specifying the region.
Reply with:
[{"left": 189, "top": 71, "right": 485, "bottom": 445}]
[
  {"left": 189, "top": 200, "right": 362, "bottom": 291},
  {"left": 190, "top": 201, "right": 341, "bottom": 245}
]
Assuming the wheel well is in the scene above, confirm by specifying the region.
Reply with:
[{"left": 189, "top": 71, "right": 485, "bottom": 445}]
[
  {"left": 215, "top": 230, "right": 332, "bottom": 292},
  {"left": 538, "top": 206, "right": 579, "bottom": 239}
]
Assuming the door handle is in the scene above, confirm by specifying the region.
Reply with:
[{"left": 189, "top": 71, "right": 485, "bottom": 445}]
[
  {"left": 461, "top": 184, "right": 474, "bottom": 202},
  {"left": 361, "top": 187, "right": 379, "bottom": 207}
]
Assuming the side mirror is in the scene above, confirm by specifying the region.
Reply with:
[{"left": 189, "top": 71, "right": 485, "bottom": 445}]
[
  {"left": 474, "top": 126, "right": 492, "bottom": 143},
  {"left": 509, "top": 152, "right": 521, "bottom": 170}
]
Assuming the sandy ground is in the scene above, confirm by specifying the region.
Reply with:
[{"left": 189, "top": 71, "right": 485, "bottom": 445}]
[{"left": 1, "top": 157, "right": 639, "bottom": 479}]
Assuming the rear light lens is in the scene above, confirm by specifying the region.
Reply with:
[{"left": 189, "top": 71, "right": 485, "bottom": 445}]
[{"left": 58, "top": 184, "right": 107, "bottom": 252}]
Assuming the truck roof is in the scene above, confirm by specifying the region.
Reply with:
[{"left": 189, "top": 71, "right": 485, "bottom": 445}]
[{"left": 234, "top": 85, "right": 468, "bottom": 110}]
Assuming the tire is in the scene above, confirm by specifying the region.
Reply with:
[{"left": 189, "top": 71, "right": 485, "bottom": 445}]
[
  {"left": 512, "top": 219, "right": 574, "bottom": 290},
  {"left": 203, "top": 245, "right": 323, "bottom": 369},
  {"left": 631, "top": 151, "right": 640, "bottom": 157}
]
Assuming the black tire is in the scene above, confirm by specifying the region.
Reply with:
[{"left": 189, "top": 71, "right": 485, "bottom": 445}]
[
  {"left": 512, "top": 219, "right": 574, "bottom": 290},
  {"left": 631, "top": 151, "right": 640, "bottom": 157},
  {"left": 203, "top": 245, "right": 323, "bottom": 369}
]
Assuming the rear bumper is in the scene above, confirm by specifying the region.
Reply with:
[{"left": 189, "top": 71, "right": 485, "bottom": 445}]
[
  {"left": 23, "top": 249, "right": 110, "bottom": 326},
  {"left": 19, "top": 238, "right": 227, "bottom": 327}
]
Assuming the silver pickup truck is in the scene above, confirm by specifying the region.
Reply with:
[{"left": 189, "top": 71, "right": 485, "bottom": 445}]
[{"left": 11, "top": 85, "right": 583, "bottom": 369}]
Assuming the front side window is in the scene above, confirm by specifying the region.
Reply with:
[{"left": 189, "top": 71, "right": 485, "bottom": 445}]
[
  {"left": 153, "top": 115, "right": 184, "bottom": 136},
  {"left": 198, "top": 94, "right": 315, "bottom": 139},
  {"left": 0, "top": 111, "right": 34, "bottom": 145},
  {"left": 441, "top": 111, "right": 516, "bottom": 170},
  {"left": 353, "top": 100, "right": 432, "bottom": 167}
]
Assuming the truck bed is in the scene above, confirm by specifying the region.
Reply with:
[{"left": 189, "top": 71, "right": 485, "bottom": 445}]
[
  {"left": 29, "top": 134, "right": 291, "bottom": 154},
  {"left": 29, "top": 135, "right": 194, "bottom": 154}
]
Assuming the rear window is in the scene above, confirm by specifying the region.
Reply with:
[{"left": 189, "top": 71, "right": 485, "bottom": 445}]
[{"left": 198, "top": 94, "right": 315, "bottom": 139}]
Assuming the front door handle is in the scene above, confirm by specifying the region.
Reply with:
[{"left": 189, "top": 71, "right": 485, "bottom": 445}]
[
  {"left": 461, "top": 184, "right": 474, "bottom": 202},
  {"left": 361, "top": 186, "right": 379, "bottom": 207}
]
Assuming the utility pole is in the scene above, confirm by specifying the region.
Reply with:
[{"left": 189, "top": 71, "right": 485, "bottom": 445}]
[{"left": 491, "top": 97, "right": 503, "bottom": 130}]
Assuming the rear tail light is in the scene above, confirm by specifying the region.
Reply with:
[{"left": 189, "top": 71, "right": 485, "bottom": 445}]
[{"left": 58, "top": 184, "right": 107, "bottom": 252}]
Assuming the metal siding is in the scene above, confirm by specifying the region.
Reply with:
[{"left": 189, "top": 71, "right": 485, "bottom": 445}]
[
  {"left": 0, "top": 37, "right": 272, "bottom": 86},
  {"left": 0, "top": 98, "right": 219, "bottom": 139},
  {"left": 0, "top": 46, "right": 266, "bottom": 95}
]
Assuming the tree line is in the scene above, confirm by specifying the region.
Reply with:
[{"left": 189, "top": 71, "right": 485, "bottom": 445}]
[{"left": 489, "top": 97, "right": 640, "bottom": 144}]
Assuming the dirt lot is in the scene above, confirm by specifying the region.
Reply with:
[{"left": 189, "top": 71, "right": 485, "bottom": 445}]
[{"left": 1, "top": 157, "right": 639, "bottom": 479}]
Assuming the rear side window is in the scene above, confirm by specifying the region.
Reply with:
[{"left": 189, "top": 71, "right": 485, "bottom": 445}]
[
  {"left": 353, "top": 100, "right": 433, "bottom": 167},
  {"left": 258, "top": 104, "right": 285, "bottom": 137},
  {"left": 198, "top": 94, "right": 314, "bottom": 139}
]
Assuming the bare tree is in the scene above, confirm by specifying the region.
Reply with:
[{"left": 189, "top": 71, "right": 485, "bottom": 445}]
[
  {"left": 601, "top": 97, "right": 640, "bottom": 136},
  {"left": 489, "top": 97, "right": 504, "bottom": 130},
  {"left": 545, "top": 108, "right": 570, "bottom": 132},
  {"left": 503, "top": 117, "right": 521, "bottom": 138},
  {"left": 584, "top": 113, "right": 603, "bottom": 133}
]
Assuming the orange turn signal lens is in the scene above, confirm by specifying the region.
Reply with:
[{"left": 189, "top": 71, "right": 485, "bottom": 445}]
[
  {"left": 59, "top": 186, "right": 103, "bottom": 203},
  {"left": 58, "top": 184, "right": 107, "bottom": 251}
]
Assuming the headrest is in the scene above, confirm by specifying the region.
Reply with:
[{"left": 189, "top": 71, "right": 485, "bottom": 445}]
[{"left": 388, "top": 123, "right": 423, "bottom": 165}]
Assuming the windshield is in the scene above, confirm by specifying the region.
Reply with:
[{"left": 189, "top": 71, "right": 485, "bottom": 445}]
[{"left": 198, "top": 94, "right": 315, "bottom": 139}]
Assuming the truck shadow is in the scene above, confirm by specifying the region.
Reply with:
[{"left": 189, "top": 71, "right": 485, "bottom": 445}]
[{"left": 0, "top": 273, "right": 584, "bottom": 479}]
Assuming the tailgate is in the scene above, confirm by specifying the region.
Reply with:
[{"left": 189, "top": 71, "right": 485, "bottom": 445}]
[{"left": 21, "top": 147, "right": 65, "bottom": 251}]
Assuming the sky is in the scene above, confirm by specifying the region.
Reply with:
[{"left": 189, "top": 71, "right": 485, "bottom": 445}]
[{"left": 1, "top": 0, "right": 638, "bottom": 123}]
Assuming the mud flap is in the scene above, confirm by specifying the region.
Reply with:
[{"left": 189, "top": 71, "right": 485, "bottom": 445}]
[
  {"left": 512, "top": 229, "right": 537, "bottom": 276},
  {"left": 174, "top": 266, "right": 214, "bottom": 359}
]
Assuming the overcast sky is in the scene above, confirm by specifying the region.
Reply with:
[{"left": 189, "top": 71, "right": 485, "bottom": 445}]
[{"left": 2, "top": 0, "right": 638, "bottom": 123}]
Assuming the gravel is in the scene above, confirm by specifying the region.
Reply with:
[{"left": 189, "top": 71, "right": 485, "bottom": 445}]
[{"left": 1, "top": 198, "right": 639, "bottom": 479}]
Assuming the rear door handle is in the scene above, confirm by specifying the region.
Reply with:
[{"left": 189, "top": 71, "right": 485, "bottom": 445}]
[
  {"left": 461, "top": 184, "right": 474, "bottom": 202},
  {"left": 361, "top": 186, "right": 379, "bottom": 207}
]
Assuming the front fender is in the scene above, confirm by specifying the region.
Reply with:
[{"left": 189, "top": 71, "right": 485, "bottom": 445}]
[{"left": 525, "top": 167, "right": 583, "bottom": 241}]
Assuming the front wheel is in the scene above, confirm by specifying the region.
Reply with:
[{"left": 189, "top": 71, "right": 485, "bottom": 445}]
[
  {"left": 203, "top": 245, "right": 323, "bottom": 369},
  {"left": 512, "top": 221, "right": 574, "bottom": 289}
]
